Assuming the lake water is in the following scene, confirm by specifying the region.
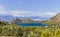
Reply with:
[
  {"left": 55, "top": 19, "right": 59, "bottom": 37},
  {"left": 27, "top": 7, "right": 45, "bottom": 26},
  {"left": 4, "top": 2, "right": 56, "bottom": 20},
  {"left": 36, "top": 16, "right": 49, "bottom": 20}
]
[{"left": 18, "top": 23, "right": 48, "bottom": 26}]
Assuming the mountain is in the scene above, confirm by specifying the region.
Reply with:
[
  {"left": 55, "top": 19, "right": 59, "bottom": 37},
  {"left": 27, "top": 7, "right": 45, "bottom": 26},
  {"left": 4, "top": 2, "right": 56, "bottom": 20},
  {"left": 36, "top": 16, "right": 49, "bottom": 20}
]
[
  {"left": 0, "top": 15, "right": 49, "bottom": 22},
  {"left": 10, "top": 18, "right": 34, "bottom": 24},
  {"left": 10, "top": 18, "right": 23, "bottom": 24},
  {"left": 0, "top": 15, "right": 15, "bottom": 21},
  {"left": 41, "top": 13, "right": 60, "bottom": 27},
  {"left": 46, "top": 13, "right": 60, "bottom": 23},
  {"left": 22, "top": 18, "right": 34, "bottom": 23},
  {"left": 50, "top": 13, "right": 60, "bottom": 22}
]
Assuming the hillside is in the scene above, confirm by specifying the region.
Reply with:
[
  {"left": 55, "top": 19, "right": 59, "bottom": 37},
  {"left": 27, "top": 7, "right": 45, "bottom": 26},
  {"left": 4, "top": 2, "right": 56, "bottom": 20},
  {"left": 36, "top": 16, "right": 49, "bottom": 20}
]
[
  {"left": 41, "top": 13, "right": 60, "bottom": 27},
  {"left": 49, "top": 13, "right": 60, "bottom": 22},
  {"left": 0, "top": 20, "right": 60, "bottom": 37},
  {"left": 10, "top": 18, "right": 34, "bottom": 24}
]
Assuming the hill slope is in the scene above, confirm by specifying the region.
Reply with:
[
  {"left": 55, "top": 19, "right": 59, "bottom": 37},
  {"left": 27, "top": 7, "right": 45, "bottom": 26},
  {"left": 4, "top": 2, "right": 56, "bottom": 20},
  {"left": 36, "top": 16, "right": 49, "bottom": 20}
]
[{"left": 41, "top": 13, "right": 60, "bottom": 27}]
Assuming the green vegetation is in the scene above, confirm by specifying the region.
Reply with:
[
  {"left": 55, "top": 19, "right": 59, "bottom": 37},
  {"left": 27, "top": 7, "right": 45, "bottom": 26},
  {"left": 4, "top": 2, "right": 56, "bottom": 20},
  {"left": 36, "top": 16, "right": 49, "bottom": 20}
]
[
  {"left": 0, "top": 23, "right": 60, "bottom": 37},
  {"left": 0, "top": 12, "right": 60, "bottom": 37}
]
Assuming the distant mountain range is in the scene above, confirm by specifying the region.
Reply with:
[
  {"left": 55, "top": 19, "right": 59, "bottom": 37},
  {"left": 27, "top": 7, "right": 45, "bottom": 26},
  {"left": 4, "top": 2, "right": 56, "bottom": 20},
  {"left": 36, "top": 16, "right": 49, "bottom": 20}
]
[
  {"left": 0, "top": 12, "right": 60, "bottom": 23},
  {"left": 0, "top": 12, "right": 60, "bottom": 26},
  {"left": 0, "top": 15, "right": 50, "bottom": 21}
]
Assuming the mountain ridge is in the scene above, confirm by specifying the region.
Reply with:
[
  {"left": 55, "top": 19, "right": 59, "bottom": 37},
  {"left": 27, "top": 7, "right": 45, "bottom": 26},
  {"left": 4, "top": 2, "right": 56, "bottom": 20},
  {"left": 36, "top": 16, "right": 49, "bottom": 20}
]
[{"left": 0, "top": 15, "right": 50, "bottom": 21}]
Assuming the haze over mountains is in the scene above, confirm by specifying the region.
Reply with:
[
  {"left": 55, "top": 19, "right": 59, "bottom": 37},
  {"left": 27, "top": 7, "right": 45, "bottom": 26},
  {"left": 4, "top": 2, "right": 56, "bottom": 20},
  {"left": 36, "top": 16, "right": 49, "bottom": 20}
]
[
  {"left": 0, "top": 12, "right": 59, "bottom": 23},
  {"left": 0, "top": 12, "right": 60, "bottom": 26},
  {"left": 0, "top": 15, "right": 51, "bottom": 21}
]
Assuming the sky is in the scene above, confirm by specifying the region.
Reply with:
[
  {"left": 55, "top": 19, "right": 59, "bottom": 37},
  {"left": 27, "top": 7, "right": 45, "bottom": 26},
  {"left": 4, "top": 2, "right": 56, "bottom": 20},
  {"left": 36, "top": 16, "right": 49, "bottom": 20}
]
[{"left": 0, "top": 0, "right": 60, "bottom": 20}]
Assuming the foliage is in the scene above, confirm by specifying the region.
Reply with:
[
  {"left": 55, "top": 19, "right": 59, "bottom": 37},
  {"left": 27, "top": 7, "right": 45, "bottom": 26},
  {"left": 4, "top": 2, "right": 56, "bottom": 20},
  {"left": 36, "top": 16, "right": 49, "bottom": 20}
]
[
  {"left": 0, "top": 20, "right": 60, "bottom": 37},
  {"left": 0, "top": 24, "right": 59, "bottom": 37}
]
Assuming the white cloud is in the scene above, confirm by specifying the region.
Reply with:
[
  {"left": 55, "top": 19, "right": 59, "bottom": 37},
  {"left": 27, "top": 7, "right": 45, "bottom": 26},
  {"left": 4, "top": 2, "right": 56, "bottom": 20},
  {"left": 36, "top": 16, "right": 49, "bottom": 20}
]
[
  {"left": 0, "top": 4, "right": 58, "bottom": 19},
  {"left": 11, "top": 11, "right": 57, "bottom": 18}
]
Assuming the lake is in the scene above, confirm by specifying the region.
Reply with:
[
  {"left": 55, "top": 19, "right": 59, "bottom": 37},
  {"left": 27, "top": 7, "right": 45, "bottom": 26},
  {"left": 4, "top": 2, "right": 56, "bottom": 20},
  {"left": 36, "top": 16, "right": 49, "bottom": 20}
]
[{"left": 18, "top": 23, "right": 48, "bottom": 26}]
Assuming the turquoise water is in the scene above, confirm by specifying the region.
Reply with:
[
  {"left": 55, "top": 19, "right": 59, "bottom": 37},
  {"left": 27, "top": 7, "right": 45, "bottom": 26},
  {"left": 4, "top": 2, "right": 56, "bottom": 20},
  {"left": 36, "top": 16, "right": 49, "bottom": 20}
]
[{"left": 18, "top": 23, "right": 48, "bottom": 26}]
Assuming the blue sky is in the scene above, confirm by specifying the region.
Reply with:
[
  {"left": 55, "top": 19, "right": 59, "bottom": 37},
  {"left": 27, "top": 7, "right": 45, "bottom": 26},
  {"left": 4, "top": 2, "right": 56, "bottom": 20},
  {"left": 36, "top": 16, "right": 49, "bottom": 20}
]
[{"left": 0, "top": 0, "right": 60, "bottom": 20}]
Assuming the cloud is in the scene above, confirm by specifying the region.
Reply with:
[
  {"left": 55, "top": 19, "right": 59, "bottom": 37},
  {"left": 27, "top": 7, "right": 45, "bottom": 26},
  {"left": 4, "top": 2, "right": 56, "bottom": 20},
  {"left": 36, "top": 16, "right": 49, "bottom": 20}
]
[
  {"left": 0, "top": 5, "right": 11, "bottom": 15},
  {"left": 11, "top": 11, "right": 57, "bottom": 17},
  {"left": 0, "top": 4, "right": 58, "bottom": 20}
]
